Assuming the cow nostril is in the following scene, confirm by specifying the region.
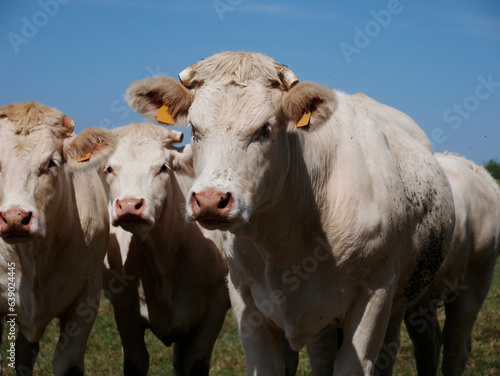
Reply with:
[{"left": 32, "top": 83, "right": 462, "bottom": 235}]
[
  {"left": 192, "top": 193, "right": 201, "bottom": 208},
  {"left": 218, "top": 193, "right": 231, "bottom": 209},
  {"left": 135, "top": 199, "right": 144, "bottom": 210},
  {"left": 21, "top": 212, "right": 32, "bottom": 226}
]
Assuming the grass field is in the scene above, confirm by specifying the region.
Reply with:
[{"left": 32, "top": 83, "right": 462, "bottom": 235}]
[{"left": 1, "top": 259, "right": 499, "bottom": 375}]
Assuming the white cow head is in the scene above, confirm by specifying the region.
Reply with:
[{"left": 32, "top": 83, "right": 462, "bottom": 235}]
[
  {"left": 126, "top": 52, "right": 335, "bottom": 231},
  {"left": 0, "top": 102, "right": 117, "bottom": 244},
  {"left": 105, "top": 122, "right": 192, "bottom": 235}
]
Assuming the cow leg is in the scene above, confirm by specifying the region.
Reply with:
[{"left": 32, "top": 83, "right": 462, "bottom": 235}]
[
  {"left": 442, "top": 254, "right": 497, "bottom": 376},
  {"left": 239, "top": 314, "right": 287, "bottom": 376},
  {"left": 172, "top": 331, "right": 216, "bottom": 376},
  {"left": 403, "top": 304, "right": 441, "bottom": 376},
  {"left": 105, "top": 263, "right": 149, "bottom": 376},
  {"left": 15, "top": 331, "right": 39, "bottom": 376},
  {"left": 0, "top": 318, "right": 3, "bottom": 374},
  {"left": 53, "top": 292, "right": 101, "bottom": 376},
  {"left": 173, "top": 286, "right": 228, "bottom": 376},
  {"left": 113, "top": 303, "right": 149, "bottom": 376},
  {"left": 172, "top": 340, "right": 188, "bottom": 375},
  {"left": 228, "top": 277, "right": 286, "bottom": 376},
  {"left": 373, "top": 309, "right": 405, "bottom": 376},
  {"left": 306, "top": 326, "right": 339, "bottom": 376},
  {"left": 281, "top": 333, "right": 299, "bottom": 376},
  {"left": 118, "top": 322, "right": 148, "bottom": 376},
  {"left": 333, "top": 267, "right": 397, "bottom": 376}
]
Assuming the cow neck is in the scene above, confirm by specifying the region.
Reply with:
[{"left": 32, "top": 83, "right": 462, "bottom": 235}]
[
  {"left": 238, "top": 104, "right": 401, "bottom": 277},
  {"left": 239, "top": 130, "right": 334, "bottom": 268},
  {"left": 135, "top": 172, "right": 191, "bottom": 276},
  {"left": 14, "top": 171, "right": 77, "bottom": 316}
]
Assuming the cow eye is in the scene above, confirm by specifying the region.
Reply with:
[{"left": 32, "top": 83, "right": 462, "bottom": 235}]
[
  {"left": 190, "top": 123, "right": 201, "bottom": 143},
  {"left": 45, "top": 157, "right": 60, "bottom": 172},
  {"left": 40, "top": 156, "right": 60, "bottom": 175},
  {"left": 258, "top": 123, "right": 272, "bottom": 140},
  {"left": 105, "top": 165, "right": 113, "bottom": 174},
  {"left": 160, "top": 164, "right": 169, "bottom": 173}
]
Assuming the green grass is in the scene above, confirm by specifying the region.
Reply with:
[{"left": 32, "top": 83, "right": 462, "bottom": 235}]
[{"left": 2, "top": 259, "right": 499, "bottom": 375}]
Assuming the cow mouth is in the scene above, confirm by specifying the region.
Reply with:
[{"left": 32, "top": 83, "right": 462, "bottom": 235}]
[
  {"left": 0, "top": 231, "right": 35, "bottom": 244},
  {"left": 114, "top": 214, "right": 148, "bottom": 225},
  {"left": 200, "top": 218, "right": 230, "bottom": 226},
  {"left": 199, "top": 221, "right": 235, "bottom": 231},
  {"left": 114, "top": 214, "right": 154, "bottom": 233},
  {"left": 195, "top": 214, "right": 236, "bottom": 231},
  {"left": 116, "top": 218, "right": 146, "bottom": 224}
]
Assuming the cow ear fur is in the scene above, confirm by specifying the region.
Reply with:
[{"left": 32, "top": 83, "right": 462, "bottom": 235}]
[
  {"left": 280, "top": 82, "right": 336, "bottom": 130},
  {"left": 125, "top": 76, "right": 193, "bottom": 126},
  {"left": 161, "top": 129, "right": 184, "bottom": 145},
  {"left": 63, "top": 127, "right": 118, "bottom": 171}
]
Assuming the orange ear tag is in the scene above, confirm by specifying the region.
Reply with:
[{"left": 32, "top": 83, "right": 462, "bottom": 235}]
[
  {"left": 157, "top": 104, "right": 175, "bottom": 125},
  {"left": 297, "top": 110, "right": 311, "bottom": 128},
  {"left": 77, "top": 152, "right": 92, "bottom": 163}
]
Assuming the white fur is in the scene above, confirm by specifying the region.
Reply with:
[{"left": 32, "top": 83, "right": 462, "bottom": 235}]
[
  {"left": 126, "top": 52, "right": 456, "bottom": 376},
  {"left": 0, "top": 102, "right": 115, "bottom": 375},
  {"left": 103, "top": 122, "right": 228, "bottom": 375},
  {"left": 401, "top": 153, "right": 500, "bottom": 375}
]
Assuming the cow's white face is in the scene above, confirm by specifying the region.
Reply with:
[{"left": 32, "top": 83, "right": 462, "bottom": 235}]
[
  {"left": 0, "top": 102, "right": 117, "bottom": 245},
  {"left": 0, "top": 128, "right": 64, "bottom": 243},
  {"left": 185, "top": 83, "right": 290, "bottom": 230},
  {"left": 125, "top": 52, "right": 336, "bottom": 232},
  {"left": 105, "top": 124, "right": 189, "bottom": 235}
]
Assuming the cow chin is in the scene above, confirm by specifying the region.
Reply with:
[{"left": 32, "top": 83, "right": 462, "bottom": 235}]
[
  {"left": 0, "top": 230, "right": 44, "bottom": 245},
  {"left": 196, "top": 218, "right": 238, "bottom": 232},
  {"left": 113, "top": 216, "right": 155, "bottom": 235}
]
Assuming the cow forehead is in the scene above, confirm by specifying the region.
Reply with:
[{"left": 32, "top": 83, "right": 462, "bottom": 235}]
[
  {"left": 111, "top": 136, "right": 168, "bottom": 166},
  {"left": 0, "top": 102, "right": 67, "bottom": 137},
  {"left": 0, "top": 127, "right": 63, "bottom": 165},
  {"left": 189, "top": 83, "right": 279, "bottom": 132},
  {"left": 190, "top": 51, "right": 281, "bottom": 86}
]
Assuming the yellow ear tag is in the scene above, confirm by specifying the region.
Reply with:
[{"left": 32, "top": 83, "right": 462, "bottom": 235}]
[
  {"left": 77, "top": 152, "right": 92, "bottom": 163},
  {"left": 157, "top": 104, "right": 175, "bottom": 125},
  {"left": 297, "top": 109, "right": 311, "bottom": 128}
]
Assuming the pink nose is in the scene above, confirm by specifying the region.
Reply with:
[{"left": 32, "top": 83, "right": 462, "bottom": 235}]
[
  {"left": 115, "top": 198, "right": 145, "bottom": 222},
  {"left": 189, "top": 189, "right": 234, "bottom": 223},
  {"left": 0, "top": 208, "right": 34, "bottom": 236}
]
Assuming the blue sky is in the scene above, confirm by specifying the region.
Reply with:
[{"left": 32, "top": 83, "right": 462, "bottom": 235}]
[{"left": 1, "top": 0, "right": 499, "bottom": 164}]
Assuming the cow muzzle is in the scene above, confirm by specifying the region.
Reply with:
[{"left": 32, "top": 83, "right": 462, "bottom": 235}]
[
  {"left": 189, "top": 188, "right": 235, "bottom": 228},
  {"left": 0, "top": 207, "right": 37, "bottom": 243},
  {"left": 114, "top": 198, "right": 149, "bottom": 226}
]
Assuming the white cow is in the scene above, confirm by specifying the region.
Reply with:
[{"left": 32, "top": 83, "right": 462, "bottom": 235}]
[
  {"left": 403, "top": 153, "right": 500, "bottom": 376},
  {"left": 103, "top": 122, "right": 229, "bottom": 375},
  {"left": 352, "top": 92, "right": 434, "bottom": 153},
  {"left": 125, "top": 51, "right": 456, "bottom": 376},
  {"left": 0, "top": 102, "right": 116, "bottom": 375}
]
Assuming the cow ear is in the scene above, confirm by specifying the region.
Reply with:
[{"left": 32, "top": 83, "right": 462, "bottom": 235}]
[
  {"left": 125, "top": 76, "right": 193, "bottom": 126},
  {"left": 63, "top": 127, "right": 117, "bottom": 171},
  {"left": 280, "top": 82, "right": 336, "bottom": 130},
  {"left": 169, "top": 144, "right": 194, "bottom": 177}
]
